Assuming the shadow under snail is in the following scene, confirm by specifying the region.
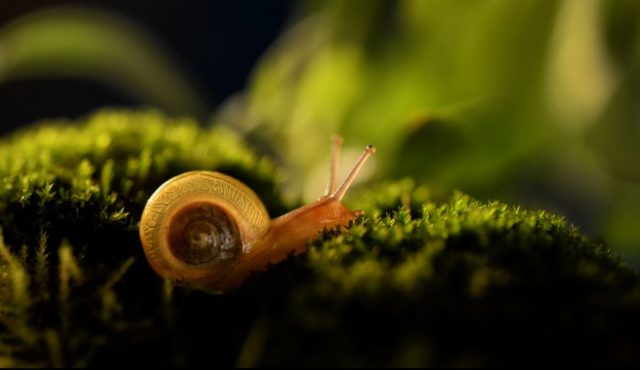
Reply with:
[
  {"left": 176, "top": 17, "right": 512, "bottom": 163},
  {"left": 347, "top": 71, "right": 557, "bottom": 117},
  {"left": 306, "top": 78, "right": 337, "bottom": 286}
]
[{"left": 139, "top": 136, "right": 375, "bottom": 293}]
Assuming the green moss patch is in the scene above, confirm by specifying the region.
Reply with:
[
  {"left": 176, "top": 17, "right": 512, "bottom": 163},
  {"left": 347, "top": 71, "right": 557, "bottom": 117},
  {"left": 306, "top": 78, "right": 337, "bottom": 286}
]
[{"left": 0, "top": 110, "right": 639, "bottom": 367}]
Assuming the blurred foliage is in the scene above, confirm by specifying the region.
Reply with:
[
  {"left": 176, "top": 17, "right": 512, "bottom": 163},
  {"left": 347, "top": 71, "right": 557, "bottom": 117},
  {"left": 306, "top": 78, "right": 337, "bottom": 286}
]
[
  {"left": 226, "top": 0, "right": 560, "bottom": 195},
  {"left": 0, "top": 7, "right": 209, "bottom": 119},
  {"left": 1, "top": 110, "right": 639, "bottom": 366},
  {"left": 212, "top": 0, "right": 640, "bottom": 266}
]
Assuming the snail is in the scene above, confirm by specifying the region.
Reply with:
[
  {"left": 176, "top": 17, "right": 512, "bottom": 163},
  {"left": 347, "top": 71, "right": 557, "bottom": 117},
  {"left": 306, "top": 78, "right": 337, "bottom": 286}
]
[{"left": 139, "top": 136, "right": 375, "bottom": 293}]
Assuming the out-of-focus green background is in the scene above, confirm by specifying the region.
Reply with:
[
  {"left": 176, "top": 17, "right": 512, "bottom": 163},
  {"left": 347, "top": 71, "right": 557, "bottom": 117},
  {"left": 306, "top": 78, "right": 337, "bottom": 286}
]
[{"left": 1, "top": 0, "right": 640, "bottom": 266}]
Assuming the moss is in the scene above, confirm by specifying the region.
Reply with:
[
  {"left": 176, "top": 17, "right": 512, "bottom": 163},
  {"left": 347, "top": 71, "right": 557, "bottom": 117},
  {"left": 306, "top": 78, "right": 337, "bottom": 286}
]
[
  {"left": 265, "top": 193, "right": 638, "bottom": 367},
  {"left": 1, "top": 110, "right": 639, "bottom": 367}
]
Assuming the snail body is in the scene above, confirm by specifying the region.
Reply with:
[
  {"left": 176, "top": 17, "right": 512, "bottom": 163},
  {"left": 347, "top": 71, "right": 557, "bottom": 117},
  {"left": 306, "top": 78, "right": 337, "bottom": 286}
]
[{"left": 139, "top": 138, "right": 375, "bottom": 293}]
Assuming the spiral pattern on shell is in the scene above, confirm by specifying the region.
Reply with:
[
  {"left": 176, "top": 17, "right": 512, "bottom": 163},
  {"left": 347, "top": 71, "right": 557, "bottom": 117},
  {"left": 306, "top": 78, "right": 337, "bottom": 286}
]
[{"left": 167, "top": 202, "right": 240, "bottom": 265}]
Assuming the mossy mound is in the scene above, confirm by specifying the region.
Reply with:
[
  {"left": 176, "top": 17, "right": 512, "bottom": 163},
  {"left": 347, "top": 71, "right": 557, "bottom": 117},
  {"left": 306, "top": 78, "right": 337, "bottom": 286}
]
[{"left": 0, "top": 110, "right": 639, "bottom": 367}]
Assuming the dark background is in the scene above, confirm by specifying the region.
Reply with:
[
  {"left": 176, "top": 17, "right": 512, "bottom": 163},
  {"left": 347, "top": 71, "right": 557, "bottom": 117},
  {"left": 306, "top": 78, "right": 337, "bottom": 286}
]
[{"left": 0, "top": 0, "right": 291, "bottom": 134}]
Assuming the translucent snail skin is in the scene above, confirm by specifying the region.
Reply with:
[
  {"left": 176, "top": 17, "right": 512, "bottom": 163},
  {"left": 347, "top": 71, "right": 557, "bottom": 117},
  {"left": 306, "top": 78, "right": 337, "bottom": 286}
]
[{"left": 139, "top": 136, "right": 376, "bottom": 293}]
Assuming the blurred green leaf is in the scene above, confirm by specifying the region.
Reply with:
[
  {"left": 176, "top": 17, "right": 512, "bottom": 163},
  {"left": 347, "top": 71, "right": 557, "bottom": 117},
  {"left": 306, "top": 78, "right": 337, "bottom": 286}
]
[
  {"left": 0, "top": 7, "right": 209, "bottom": 119},
  {"left": 587, "top": 62, "right": 640, "bottom": 182},
  {"left": 601, "top": 0, "right": 640, "bottom": 69},
  {"left": 220, "top": 0, "right": 561, "bottom": 202},
  {"left": 213, "top": 0, "right": 640, "bottom": 265}
]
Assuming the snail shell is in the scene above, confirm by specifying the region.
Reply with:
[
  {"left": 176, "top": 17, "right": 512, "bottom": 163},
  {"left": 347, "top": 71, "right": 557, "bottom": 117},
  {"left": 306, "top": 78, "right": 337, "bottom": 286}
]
[{"left": 139, "top": 171, "right": 270, "bottom": 289}]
